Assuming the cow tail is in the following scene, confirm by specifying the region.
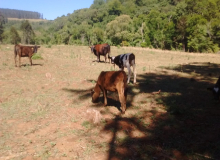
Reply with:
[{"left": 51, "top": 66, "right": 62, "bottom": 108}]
[
  {"left": 14, "top": 45, "right": 17, "bottom": 57},
  {"left": 107, "top": 45, "right": 111, "bottom": 63},
  {"left": 108, "top": 45, "right": 111, "bottom": 59}
]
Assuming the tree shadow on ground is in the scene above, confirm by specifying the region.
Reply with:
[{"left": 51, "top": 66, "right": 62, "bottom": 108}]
[
  {"left": 101, "top": 62, "right": 220, "bottom": 160},
  {"left": 62, "top": 86, "right": 133, "bottom": 112},
  {"left": 63, "top": 62, "right": 220, "bottom": 159},
  {"left": 162, "top": 62, "right": 220, "bottom": 78}
]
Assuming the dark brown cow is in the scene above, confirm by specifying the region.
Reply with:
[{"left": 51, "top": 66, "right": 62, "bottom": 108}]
[
  {"left": 91, "top": 71, "right": 127, "bottom": 114},
  {"left": 14, "top": 44, "right": 40, "bottom": 67},
  {"left": 90, "top": 43, "right": 111, "bottom": 63}
]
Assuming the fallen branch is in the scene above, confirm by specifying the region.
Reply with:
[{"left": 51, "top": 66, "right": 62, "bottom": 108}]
[{"left": 152, "top": 90, "right": 161, "bottom": 94}]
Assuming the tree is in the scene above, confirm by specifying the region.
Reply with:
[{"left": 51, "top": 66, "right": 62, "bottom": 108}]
[
  {"left": 91, "top": 0, "right": 106, "bottom": 9},
  {"left": 106, "top": 15, "right": 132, "bottom": 45},
  {"left": 20, "top": 20, "right": 35, "bottom": 44},
  {"left": 107, "top": 0, "right": 122, "bottom": 16},
  {"left": 10, "top": 26, "right": 21, "bottom": 44},
  {"left": 0, "top": 12, "right": 6, "bottom": 43}
]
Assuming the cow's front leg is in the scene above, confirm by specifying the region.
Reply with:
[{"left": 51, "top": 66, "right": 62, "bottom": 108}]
[
  {"left": 118, "top": 87, "right": 126, "bottom": 114},
  {"left": 103, "top": 89, "right": 107, "bottom": 106},
  {"left": 29, "top": 57, "right": 33, "bottom": 66},
  {"left": 97, "top": 55, "right": 100, "bottom": 62}
]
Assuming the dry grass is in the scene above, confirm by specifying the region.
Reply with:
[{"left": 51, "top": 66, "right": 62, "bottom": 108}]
[
  {"left": 8, "top": 18, "right": 49, "bottom": 22},
  {"left": 0, "top": 44, "right": 220, "bottom": 160}
]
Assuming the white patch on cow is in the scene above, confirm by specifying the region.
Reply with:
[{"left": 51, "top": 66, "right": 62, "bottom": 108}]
[{"left": 214, "top": 87, "right": 219, "bottom": 93}]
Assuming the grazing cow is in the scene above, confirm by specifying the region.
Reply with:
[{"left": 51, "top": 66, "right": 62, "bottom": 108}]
[
  {"left": 14, "top": 44, "right": 40, "bottom": 67},
  {"left": 91, "top": 71, "right": 127, "bottom": 114},
  {"left": 207, "top": 76, "right": 220, "bottom": 100},
  {"left": 111, "top": 53, "right": 136, "bottom": 84},
  {"left": 90, "top": 43, "right": 111, "bottom": 63}
]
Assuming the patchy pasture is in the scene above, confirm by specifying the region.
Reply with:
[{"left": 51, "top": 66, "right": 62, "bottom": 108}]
[{"left": 0, "top": 45, "right": 220, "bottom": 160}]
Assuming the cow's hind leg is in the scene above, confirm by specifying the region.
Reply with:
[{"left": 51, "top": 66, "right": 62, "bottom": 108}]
[
  {"left": 132, "top": 63, "right": 136, "bottom": 84},
  {"left": 14, "top": 54, "right": 17, "bottom": 67},
  {"left": 117, "top": 84, "right": 126, "bottom": 114},
  {"left": 19, "top": 56, "right": 21, "bottom": 67},
  {"left": 29, "top": 57, "right": 33, "bottom": 66},
  {"left": 127, "top": 65, "right": 132, "bottom": 84}
]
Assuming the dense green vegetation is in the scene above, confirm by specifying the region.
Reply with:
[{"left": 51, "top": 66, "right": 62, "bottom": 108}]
[{"left": 1, "top": 0, "right": 220, "bottom": 53}]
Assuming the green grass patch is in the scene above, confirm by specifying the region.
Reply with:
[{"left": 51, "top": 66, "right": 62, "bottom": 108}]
[{"left": 32, "top": 53, "right": 43, "bottom": 60}]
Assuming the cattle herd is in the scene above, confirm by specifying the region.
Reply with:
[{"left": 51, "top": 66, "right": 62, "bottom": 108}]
[
  {"left": 13, "top": 43, "right": 219, "bottom": 114},
  {"left": 89, "top": 43, "right": 137, "bottom": 113}
]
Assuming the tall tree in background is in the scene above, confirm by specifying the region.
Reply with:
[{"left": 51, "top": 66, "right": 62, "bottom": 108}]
[
  {"left": 20, "top": 20, "right": 35, "bottom": 44},
  {"left": 10, "top": 26, "right": 21, "bottom": 44},
  {"left": 0, "top": 12, "right": 6, "bottom": 43}
]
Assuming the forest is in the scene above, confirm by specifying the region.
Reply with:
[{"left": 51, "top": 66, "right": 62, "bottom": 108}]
[
  {"left": 0, "top": 8, "right": 43, "bottom": 19},
  {"left": 0, "top": 0, "right": 220, "bottom": 53}
]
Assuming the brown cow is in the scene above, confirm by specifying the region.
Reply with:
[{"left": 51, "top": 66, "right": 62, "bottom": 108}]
[
  {"left": 14, "top": 44, "right": 40, "bottom": 67},
  {"left": 91, "top": 71, "right": 127, "bottom": 114},
  {"left": 90, "top": 43, "right": 111, "bottom": 63}
]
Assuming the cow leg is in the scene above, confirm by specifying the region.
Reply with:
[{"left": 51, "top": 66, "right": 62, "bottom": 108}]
[
  {"left": 14, "top": 54, "right": 17, "bottom": 67},
  {"left": 117, "top": 85, "right": 126, "bottom": 114},
  {"left": 19, "top": 56, "right": 21, "bottom": 67},
  {"left": 29, "top": 57, "right": 33, "bottom": 66},
  {"left": 97, "top": 55, "right": 100, "bottom": 62},
  {"left": 103, "top": 89, "right": 107, "bottom": 106},
  {"left": 104, "top": 55, "right": 107, "bottom": 63},
  {"left": 127, "top": 65, "right": 131, "bottom": 83},
  {"left": 133, "top": 63, "right": 137, "bottom": 84}
]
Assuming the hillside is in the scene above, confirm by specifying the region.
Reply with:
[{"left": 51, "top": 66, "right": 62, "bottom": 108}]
[
  {"left": 7, "top": 18, "right": 48, "bottom": 22},
  {"left": 1, "top": 0, "right": 220, "bottom": 53}
]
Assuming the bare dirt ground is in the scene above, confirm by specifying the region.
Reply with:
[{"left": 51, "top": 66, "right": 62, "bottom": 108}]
[{"left": 0, "top": 45, "right": 220, "bottom": 160}]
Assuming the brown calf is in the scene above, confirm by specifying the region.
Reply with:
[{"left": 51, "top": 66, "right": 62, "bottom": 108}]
[
  {"left": 14, "top": 44, "right": 40, "bottom": 67},
  {"left": 91, "top": 71, "right": 127, "bottom": 114},
  {"left": 90, "top": 43, "right": 111, "bottom": 63}
]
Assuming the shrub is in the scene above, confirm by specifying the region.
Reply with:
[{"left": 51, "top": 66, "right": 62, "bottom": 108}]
[
  {"left": 32, "top": 53, "right": 43, "bottom": 60},
  {"left": 120, "top": 41, "right": 129, "bottom": 46},
  {"left": 141, "top": 42, "right": 147, "bottom": 48}
]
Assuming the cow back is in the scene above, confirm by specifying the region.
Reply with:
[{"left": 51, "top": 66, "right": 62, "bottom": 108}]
[{"left": 97, "top": 71, "right": 127, "bottom": 92}]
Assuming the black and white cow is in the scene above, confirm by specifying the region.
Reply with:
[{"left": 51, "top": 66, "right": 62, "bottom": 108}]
[
  {"left": 110, "top": 53, "right": 136, "bottom": 84},
  {"left": 207, "top": 76, "right": 220, "bottom": 100}
]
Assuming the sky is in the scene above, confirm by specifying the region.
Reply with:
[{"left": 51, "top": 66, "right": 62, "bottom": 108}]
[{"left": 1, "top": 0, "right": 94, "bottom": 20}]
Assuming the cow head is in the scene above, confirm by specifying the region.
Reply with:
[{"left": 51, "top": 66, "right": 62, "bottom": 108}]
[
  {"left": 110, "top": 56, "right": 115, "bottom": 64},
  {"left": 32, "top": 45, "right": 40, "bottom": 53},
  {"left": 91, "top": 89, "right": 99, "bottom": 103},
  {"left": 90, "top": 46, "right": 95, "bottom": 53}
]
